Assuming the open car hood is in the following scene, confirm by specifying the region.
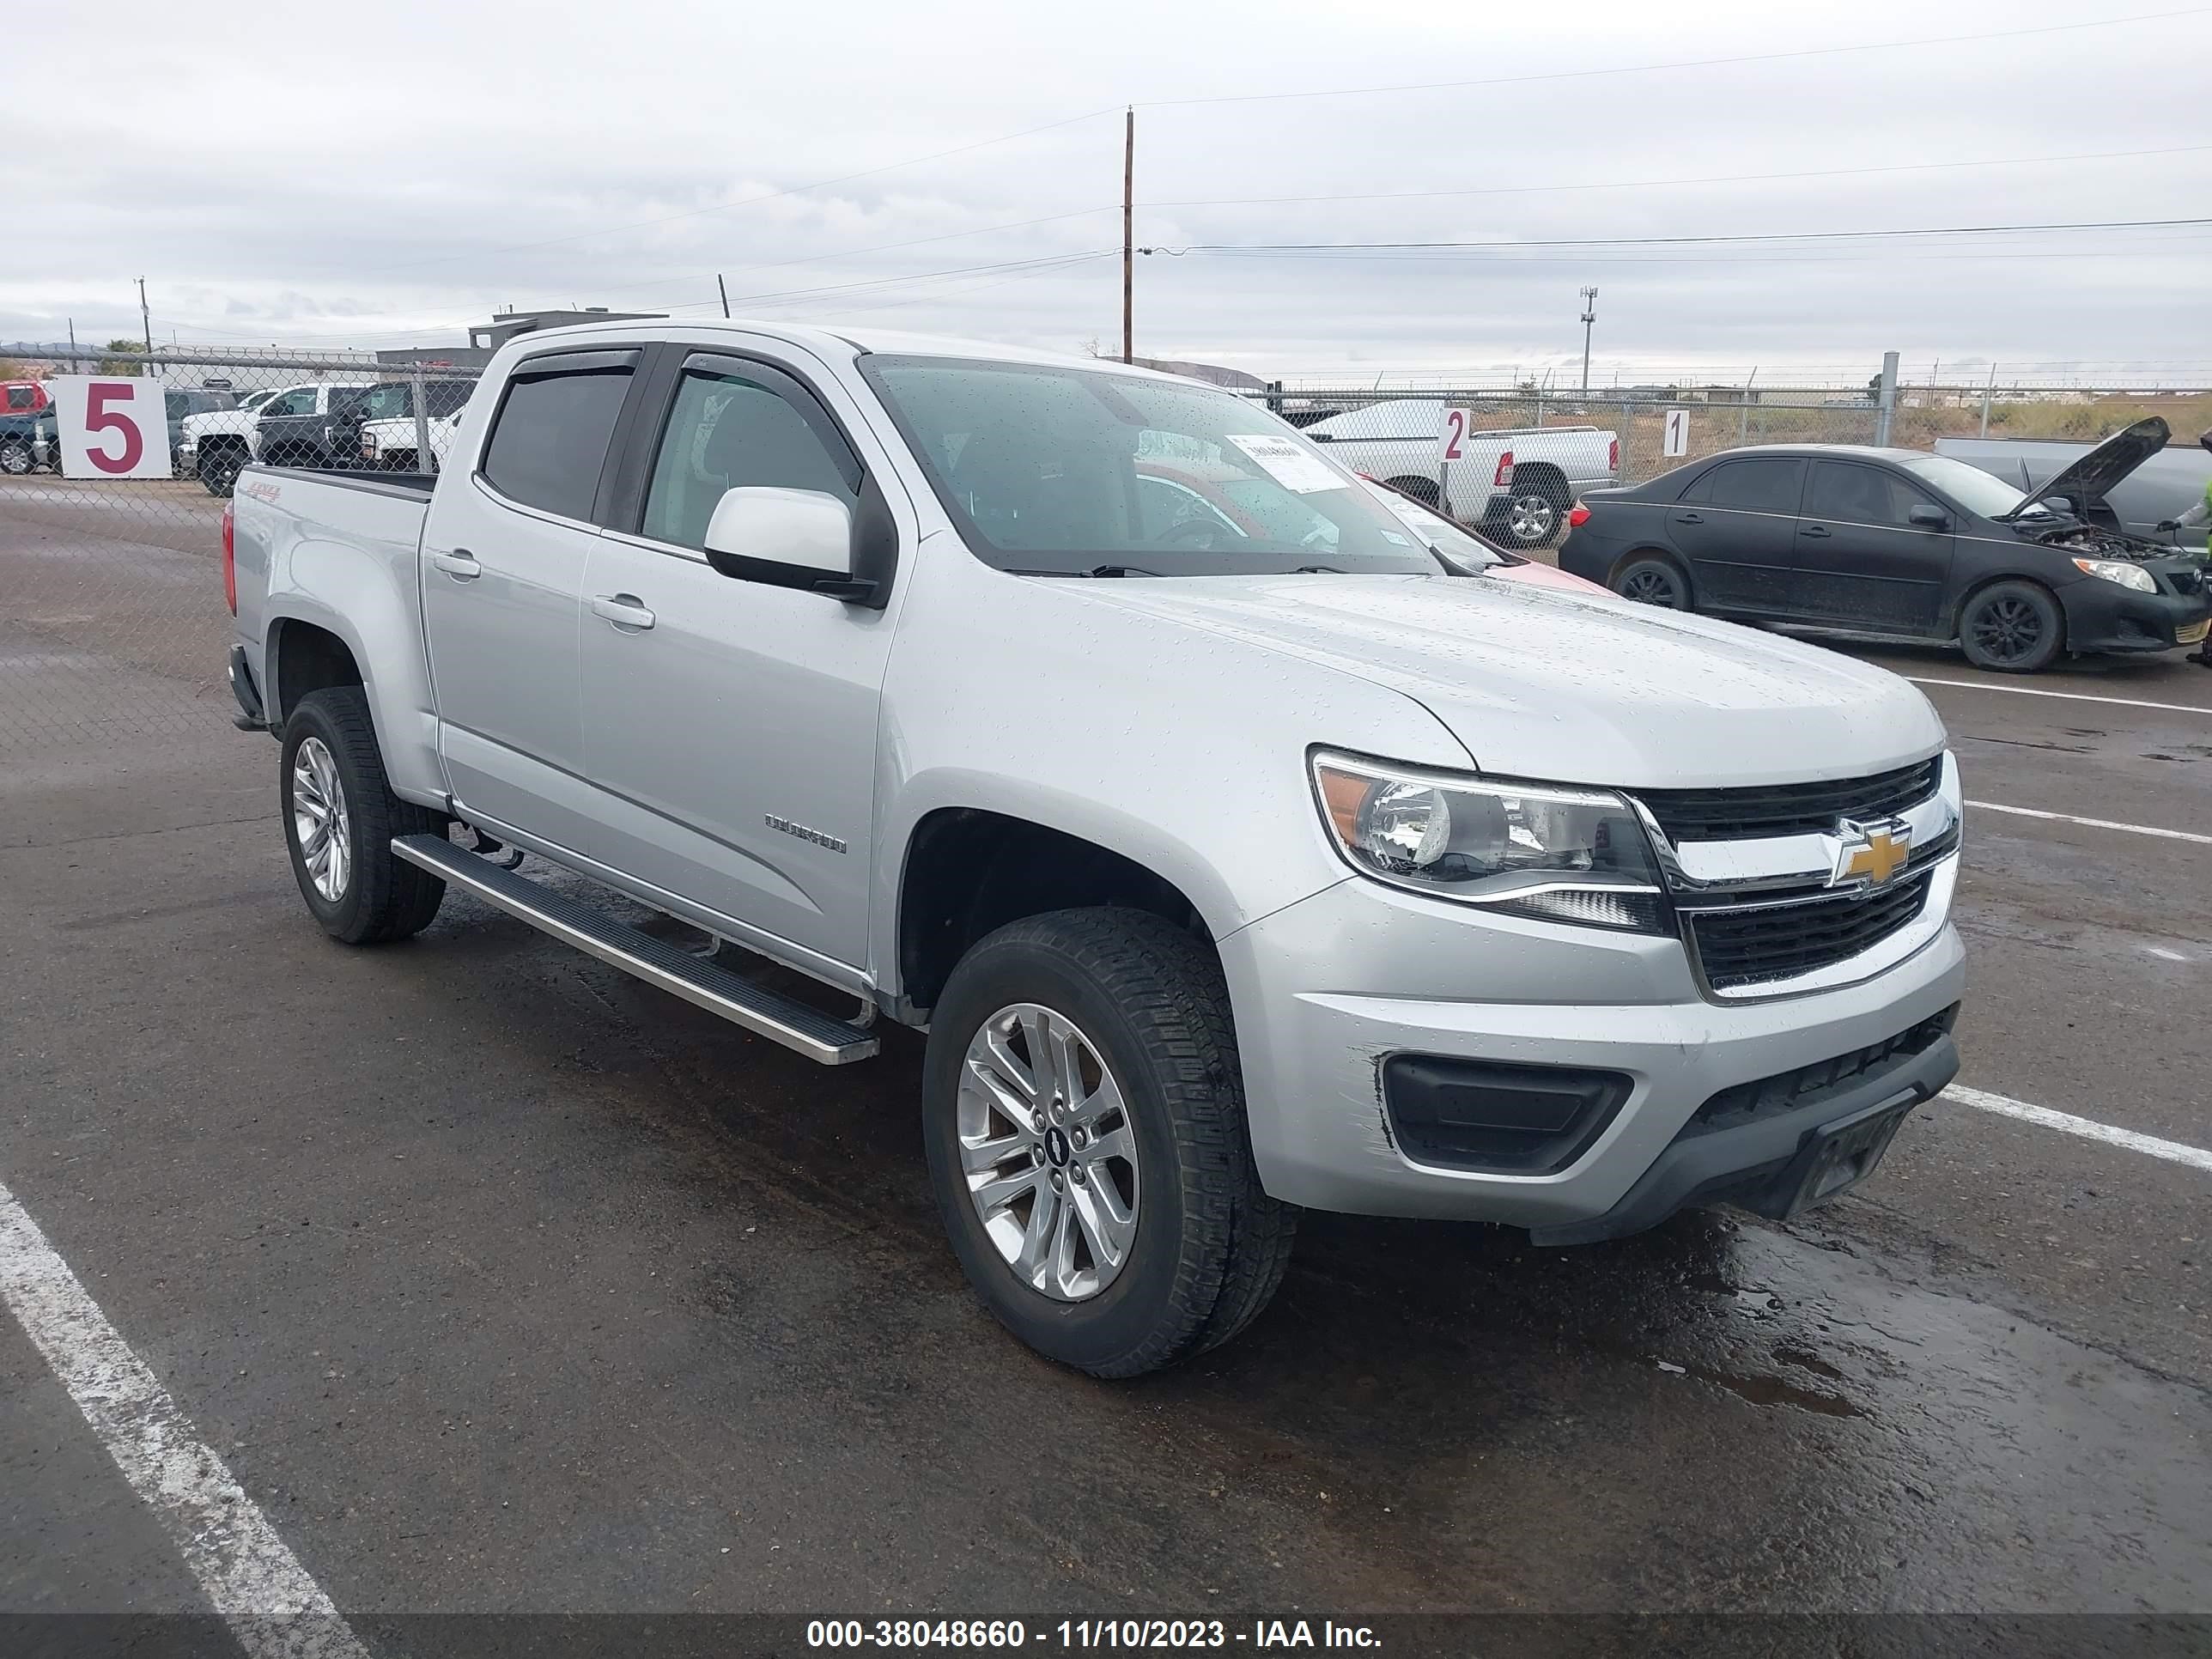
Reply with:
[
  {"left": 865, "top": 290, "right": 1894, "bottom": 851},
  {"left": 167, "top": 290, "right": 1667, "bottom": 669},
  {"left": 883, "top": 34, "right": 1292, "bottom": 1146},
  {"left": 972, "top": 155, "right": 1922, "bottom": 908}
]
[{"left": 2014, "top": 416, "right": 2169, "bottom": 518}]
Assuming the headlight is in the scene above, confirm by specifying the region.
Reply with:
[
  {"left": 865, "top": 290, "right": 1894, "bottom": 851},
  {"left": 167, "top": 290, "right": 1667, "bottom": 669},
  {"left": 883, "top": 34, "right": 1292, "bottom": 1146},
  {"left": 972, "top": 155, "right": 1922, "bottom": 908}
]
[
  {"left": 2073, "top": 557, "right": 2155, "bottom": 592},
  {"left": 1311, "top": 752, "right": 1668, "bottom": 932}
]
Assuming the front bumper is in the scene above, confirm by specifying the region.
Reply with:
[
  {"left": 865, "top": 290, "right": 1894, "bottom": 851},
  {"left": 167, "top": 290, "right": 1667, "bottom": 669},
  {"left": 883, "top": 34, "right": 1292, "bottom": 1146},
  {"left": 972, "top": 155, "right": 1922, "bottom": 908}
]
[
  {"left": 2057, "top": 575, "right": 2212, "bottom": 655},
  {"left": 1218, "top": 873, "right": 1965, "bottom": 1232}
]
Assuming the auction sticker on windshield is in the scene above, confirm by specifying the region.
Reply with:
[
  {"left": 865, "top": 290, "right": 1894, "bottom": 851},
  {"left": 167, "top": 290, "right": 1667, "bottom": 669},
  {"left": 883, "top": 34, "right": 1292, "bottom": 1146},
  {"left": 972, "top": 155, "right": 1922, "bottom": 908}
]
[{"left": 1226, "top": 434, "right": 1346, "bottom": 495}]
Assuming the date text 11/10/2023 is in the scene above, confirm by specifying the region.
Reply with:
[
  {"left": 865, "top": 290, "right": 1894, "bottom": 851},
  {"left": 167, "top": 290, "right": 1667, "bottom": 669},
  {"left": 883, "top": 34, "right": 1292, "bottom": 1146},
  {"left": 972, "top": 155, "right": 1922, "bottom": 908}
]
[{"left": 805, "top": 1619, "right": 1382, "bottom": 1649}]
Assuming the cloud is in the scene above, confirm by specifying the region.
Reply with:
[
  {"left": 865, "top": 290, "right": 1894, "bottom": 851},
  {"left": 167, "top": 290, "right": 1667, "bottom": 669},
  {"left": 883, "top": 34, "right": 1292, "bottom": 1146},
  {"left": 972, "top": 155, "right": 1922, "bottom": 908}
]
[{"left": 12, "top": 0, "right": 2208, "bottom": 384}]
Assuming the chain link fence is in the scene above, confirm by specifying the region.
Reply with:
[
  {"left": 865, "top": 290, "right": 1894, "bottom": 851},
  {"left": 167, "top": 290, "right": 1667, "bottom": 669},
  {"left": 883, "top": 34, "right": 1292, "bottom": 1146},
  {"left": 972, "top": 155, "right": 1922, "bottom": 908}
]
[{"left": 0, "top": 347, "right": 483, "bottom": 761}]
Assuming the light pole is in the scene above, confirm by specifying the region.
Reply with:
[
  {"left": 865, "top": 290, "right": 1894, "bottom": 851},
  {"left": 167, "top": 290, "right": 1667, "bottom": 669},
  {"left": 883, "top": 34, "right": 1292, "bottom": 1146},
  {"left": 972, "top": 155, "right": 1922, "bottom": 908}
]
[{"left": 1578, "top": 287, "right": 1598, "bottom": 395}]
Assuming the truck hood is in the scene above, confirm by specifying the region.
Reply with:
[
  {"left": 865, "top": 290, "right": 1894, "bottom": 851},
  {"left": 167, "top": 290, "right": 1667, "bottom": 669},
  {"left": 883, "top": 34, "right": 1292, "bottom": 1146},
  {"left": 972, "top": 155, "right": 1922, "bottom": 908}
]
[
  {"left": 1060, "top": 574, "right": 1946, "bottom": 788},
  {"left": 2012, "top": 416, "right": 2167, "bottom": 518}
]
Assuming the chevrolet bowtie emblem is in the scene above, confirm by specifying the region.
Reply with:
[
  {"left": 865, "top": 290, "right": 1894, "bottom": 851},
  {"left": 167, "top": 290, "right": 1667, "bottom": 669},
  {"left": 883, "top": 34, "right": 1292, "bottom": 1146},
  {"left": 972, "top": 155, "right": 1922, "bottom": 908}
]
[{"left": 1832, "top": 819, "right": 1911, "bottom": 889}]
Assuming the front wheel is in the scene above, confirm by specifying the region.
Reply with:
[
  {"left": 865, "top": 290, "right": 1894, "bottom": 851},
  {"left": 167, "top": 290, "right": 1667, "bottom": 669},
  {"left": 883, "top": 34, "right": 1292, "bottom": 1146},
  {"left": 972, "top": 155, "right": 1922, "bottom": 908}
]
[
  {"left": 921, "top": 908, "right": 1297, "bottom": 1376},
  {"left": 0, "top": 442, "right": 29, "bottom": 477},
  {"left": 280, "top": 686, "right": 449, "bottom": 943},
  {"left": 1959, "top": 580, "right": 2063, "bottom": 672}
]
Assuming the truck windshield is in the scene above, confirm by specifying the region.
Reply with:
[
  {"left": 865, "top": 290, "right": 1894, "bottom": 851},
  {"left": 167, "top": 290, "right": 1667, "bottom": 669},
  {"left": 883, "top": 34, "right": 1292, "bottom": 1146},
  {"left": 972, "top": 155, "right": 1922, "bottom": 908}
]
[{"left": 860, "top": 356, "right": 1444, "bottom": 577}]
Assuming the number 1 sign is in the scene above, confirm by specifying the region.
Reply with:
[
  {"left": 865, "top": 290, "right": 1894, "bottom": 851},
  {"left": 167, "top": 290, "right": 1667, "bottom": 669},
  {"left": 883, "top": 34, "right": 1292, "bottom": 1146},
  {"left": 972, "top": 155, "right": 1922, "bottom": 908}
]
[{"left": 47, "top": 376, "right": 175, "bottom": 480}]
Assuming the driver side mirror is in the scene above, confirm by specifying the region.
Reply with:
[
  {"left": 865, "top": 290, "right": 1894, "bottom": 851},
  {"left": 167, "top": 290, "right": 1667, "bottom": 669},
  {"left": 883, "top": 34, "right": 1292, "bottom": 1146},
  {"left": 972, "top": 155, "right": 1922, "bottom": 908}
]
[
  {"left": 1907, "top": 504, "right": 1949, "bottom": 530},
  {"left": 703, "top": 485, "right": 875, "bottom": 602}
]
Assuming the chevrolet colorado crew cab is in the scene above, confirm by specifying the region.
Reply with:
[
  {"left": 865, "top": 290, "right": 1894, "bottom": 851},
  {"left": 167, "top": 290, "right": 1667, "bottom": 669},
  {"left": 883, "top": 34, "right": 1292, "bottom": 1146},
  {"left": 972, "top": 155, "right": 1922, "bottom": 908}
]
[{"left": 224, "top": 319, "right": 1966, "bottom": 1376}]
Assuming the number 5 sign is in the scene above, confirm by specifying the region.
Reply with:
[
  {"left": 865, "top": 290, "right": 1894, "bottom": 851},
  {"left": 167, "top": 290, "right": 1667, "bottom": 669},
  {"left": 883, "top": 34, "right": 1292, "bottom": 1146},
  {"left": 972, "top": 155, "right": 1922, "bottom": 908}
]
[{"left": 47, "top": 376, "right": 174, "bottom": 480}]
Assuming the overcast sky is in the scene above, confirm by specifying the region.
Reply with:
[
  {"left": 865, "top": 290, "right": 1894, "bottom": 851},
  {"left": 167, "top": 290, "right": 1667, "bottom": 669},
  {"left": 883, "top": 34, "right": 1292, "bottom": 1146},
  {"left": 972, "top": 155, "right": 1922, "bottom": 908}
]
[{"left": 12, "top": 0, "right": 2209, "bottom": 384}]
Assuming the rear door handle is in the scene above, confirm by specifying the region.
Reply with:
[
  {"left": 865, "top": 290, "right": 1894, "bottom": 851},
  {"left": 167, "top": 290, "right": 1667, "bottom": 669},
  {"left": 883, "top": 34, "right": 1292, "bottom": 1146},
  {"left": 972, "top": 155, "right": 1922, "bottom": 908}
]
[
  {"left": 591, "top": 593, "right": 656, "bottom": 631},
  {"left": 1800, "top": 524, "right": 1832, "bottom": 538},
  {"left": 1674, "top": 511, "right": 1704, "bottom": 524},
  {"left": 429, "top": 548, "right": 480, "bottom": 580}
]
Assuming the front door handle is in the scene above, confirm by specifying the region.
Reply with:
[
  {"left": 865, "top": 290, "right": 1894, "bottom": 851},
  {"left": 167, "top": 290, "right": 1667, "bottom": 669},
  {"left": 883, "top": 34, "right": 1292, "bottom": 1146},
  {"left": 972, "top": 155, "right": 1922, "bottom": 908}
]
[
  {"left": 1674, "top": 511, "right": 1705, "bottom": 525},
  {"left": 591, "top": 593, "right": 656, "bottom": 631},
  {"left": 1800, "top": 523, "right": 1832, "bottom": 538},
  {"left": 429, "top": 548, "right": 480, "bottom": 580}
]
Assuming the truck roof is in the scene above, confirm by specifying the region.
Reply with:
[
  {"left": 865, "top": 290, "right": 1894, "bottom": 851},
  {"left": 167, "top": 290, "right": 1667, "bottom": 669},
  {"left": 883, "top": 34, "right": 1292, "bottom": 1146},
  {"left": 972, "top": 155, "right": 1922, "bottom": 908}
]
[{"left": 490, "top": 316, "right": 1202, "bottom": 384}]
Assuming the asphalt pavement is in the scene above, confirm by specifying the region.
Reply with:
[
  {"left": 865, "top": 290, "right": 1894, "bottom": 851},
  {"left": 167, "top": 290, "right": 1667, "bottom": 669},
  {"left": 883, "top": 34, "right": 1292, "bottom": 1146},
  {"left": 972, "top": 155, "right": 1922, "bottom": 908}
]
[{"left": 1, "top": 487, "right": 2208, "bottom": 1651}]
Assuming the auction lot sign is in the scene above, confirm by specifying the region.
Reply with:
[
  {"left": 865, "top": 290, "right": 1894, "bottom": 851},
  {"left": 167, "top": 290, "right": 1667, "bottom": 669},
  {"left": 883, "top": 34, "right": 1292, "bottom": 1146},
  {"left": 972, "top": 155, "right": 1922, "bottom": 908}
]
[{"left": 46, "top": 376, "right": 175, "bottom": 480}]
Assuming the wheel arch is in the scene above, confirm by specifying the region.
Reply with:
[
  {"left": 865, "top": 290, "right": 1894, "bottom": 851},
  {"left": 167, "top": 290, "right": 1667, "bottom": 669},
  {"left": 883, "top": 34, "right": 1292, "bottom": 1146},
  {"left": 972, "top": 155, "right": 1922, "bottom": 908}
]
[{"left": 895, "top": 806, "right": 1213, "bottom": 1018}]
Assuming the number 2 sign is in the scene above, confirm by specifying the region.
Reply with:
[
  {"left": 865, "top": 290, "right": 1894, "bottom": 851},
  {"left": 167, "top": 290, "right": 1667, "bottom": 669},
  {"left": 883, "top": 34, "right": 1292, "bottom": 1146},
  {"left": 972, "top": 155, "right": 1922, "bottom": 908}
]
[
  {"left": 1435, "top": 406, "right": 1475, "bottom": 465},
  {"left": 47, "top": 376, "right": 175, "bottom": 481}
]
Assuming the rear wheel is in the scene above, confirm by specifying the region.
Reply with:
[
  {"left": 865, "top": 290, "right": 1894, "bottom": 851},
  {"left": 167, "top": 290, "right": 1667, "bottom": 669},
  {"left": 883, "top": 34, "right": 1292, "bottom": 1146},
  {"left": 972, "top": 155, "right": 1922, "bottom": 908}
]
[
  {"left": 921, "top": 908, "right": 1297, "bottom": 1376},
  {"left": 1613, "top": 554, "right": 1692, "bottom": 610},
  {"left": 1959, "top": 580, "right": 2063, "bottom": 673},
  {"left": 280, "top": 686, "right": 449, "bottom": 944},
  {"left": 199, "top": 447, "right": 246, "bottom": 496},
  {"left": 1493, "top": 470, "right": 1572, "bottom": 548}
]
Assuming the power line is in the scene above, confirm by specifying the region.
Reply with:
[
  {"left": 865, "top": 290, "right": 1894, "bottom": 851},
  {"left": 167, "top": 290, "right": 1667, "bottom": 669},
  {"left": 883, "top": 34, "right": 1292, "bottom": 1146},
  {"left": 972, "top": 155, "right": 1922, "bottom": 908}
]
[
  {"left": 1150, "top": 216, "right": 2212, "bottom": 254},
  {"left": 1133, "top": 5, "right": 2212, "bottom": 108},
  {"left": 1139, "top": 143, "right": 2212, "bottom": 211}
]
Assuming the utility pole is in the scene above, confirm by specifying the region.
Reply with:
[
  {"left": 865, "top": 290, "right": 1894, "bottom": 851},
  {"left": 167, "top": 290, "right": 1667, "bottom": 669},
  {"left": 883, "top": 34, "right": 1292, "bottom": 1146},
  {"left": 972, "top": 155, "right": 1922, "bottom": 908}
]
[
  {"left": 137, "top": 277, "right": 153, "bottom": 366},
  {"left": 1121, "top": 106, "right": 1134, "bottom": 365},
  {"left": 717, "top": 274, "right": 732, "bottom": 319},
  {"left": 1578, "top": 287, "right": 1598, "bottom": 394}
]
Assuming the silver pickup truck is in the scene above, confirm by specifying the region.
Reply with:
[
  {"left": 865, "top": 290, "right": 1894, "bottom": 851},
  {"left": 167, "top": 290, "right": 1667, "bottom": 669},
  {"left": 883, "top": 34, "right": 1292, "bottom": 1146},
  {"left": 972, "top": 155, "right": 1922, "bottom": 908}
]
[{"left": 223, "top": 319, "right": 1965, "bottom": 1376}]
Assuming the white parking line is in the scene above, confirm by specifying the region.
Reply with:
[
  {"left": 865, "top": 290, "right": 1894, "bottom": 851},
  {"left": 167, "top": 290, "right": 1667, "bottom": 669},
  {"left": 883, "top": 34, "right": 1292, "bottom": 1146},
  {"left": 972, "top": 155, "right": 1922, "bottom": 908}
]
[
  {"left": 0, "top": 1178, "right": 369, "bottom": 1659},
  {"left": 1966, "top": 799, "right": 2212, "bottom": 846},
  {"left": 1941, "top": 1085, "right": 2212, "bottom": 1174},
  {"left": 1907, "top": 676, "right": 2212, "bottom": 715}
]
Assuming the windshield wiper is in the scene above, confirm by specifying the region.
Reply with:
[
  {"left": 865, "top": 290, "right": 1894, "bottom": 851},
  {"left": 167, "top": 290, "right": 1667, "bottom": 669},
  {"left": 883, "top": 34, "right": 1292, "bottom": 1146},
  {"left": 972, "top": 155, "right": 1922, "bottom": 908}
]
[
  {"left": 1004, "top": 564, "right": 1163, "bottom": 578},
  {"left": 1291, "top": 564, "right": 1345, "bottom": 574}
]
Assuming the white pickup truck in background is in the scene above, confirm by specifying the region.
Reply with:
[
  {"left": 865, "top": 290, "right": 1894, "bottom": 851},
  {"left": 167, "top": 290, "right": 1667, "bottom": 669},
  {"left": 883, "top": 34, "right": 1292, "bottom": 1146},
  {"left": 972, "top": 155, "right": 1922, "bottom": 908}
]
[{"left": 1297, "top": 398, "right": 1620, "bottom": 547}]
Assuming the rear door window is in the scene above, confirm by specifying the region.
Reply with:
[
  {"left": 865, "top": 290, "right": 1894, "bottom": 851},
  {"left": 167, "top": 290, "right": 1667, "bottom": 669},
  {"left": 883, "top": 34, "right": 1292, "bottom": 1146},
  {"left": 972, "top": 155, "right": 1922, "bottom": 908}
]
[
  {"left": 480, "top": 352, "right": 638, "bottom": 523},
  {"left": 1686, "top": 457, "right": 1806, "bottom": 514}
]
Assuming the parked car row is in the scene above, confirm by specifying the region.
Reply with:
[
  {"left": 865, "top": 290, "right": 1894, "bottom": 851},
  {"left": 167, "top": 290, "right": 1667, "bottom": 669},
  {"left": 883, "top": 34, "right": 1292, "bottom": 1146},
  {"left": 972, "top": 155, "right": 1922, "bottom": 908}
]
[
  {"left": 184, "top": 376, "right": 475, "bottom": 495},
  {"left": 1559, "top": 418, "right": 2212, "bottom": 672}
]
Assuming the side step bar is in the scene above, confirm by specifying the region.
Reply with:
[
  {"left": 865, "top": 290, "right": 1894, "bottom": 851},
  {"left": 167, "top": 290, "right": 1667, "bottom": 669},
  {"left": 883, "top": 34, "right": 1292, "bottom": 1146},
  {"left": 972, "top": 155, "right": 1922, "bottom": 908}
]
[{"left": 392, "top": 834, "right": 878, "bottom": 1066}]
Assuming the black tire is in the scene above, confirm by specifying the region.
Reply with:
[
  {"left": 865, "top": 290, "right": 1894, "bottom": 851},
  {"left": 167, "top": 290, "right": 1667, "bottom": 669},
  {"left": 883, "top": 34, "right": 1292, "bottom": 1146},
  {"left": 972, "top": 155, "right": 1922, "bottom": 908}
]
[
  {"left": 1959, "top": 580, "right": 2063, "bottom": 673},
  {"left": 0, "top": 441, "right": 30, "bottom": 477},
  {"left": 279, "top": 686, "right": 449, "bottom": 944},
  {"left": 199, "top": 447, "right": 246, "bottom": 497},
  {"left": 921, "top": 908, "right": 1297, "bottom": 1377},
  {"left": 1383, "top": 474, "right": 1440, "bottom": 507},
  {"left": 1613, "top": 553, "right": 1693, "bottom": 610},
  {"left": 1492, "top": 471, "right": 1571, "bottom": 548}
]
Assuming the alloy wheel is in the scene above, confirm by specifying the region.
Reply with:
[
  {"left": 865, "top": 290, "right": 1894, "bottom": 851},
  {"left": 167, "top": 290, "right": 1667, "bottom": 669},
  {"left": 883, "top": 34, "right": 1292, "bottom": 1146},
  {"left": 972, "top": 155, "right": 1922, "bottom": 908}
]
[
  {"left": 1622, "top": 567, "right": 1684, "bottom": 607},
  {"left": 0, "top": 444, "right": 29, "bottom": 477},
  {"left": 1508, "top": 492, "right": 1557, "bottom": 544},
  {"left": 957, "top": 1002, "right": 1139, "bottom": 1302},
  {"left": 1970, "top": 597, "right": 2043, "bottom": 664},
  {"left": 290, "top": 737, "right": 353, "bottom": 902}
]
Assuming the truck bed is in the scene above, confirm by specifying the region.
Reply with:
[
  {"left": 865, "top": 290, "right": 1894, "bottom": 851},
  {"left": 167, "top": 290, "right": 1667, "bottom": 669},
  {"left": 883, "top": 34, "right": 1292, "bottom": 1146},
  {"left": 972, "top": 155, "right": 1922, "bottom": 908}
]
[{"left": 257, "top": 465, "right": 439, "bottom": 497}]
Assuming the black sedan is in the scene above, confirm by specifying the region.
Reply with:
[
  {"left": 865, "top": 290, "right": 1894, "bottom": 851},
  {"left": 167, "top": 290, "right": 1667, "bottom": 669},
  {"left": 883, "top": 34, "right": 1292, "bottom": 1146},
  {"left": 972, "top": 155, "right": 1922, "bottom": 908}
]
[{"left": 1557, "top": 419, "right": 2212, "bottom": 672}]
